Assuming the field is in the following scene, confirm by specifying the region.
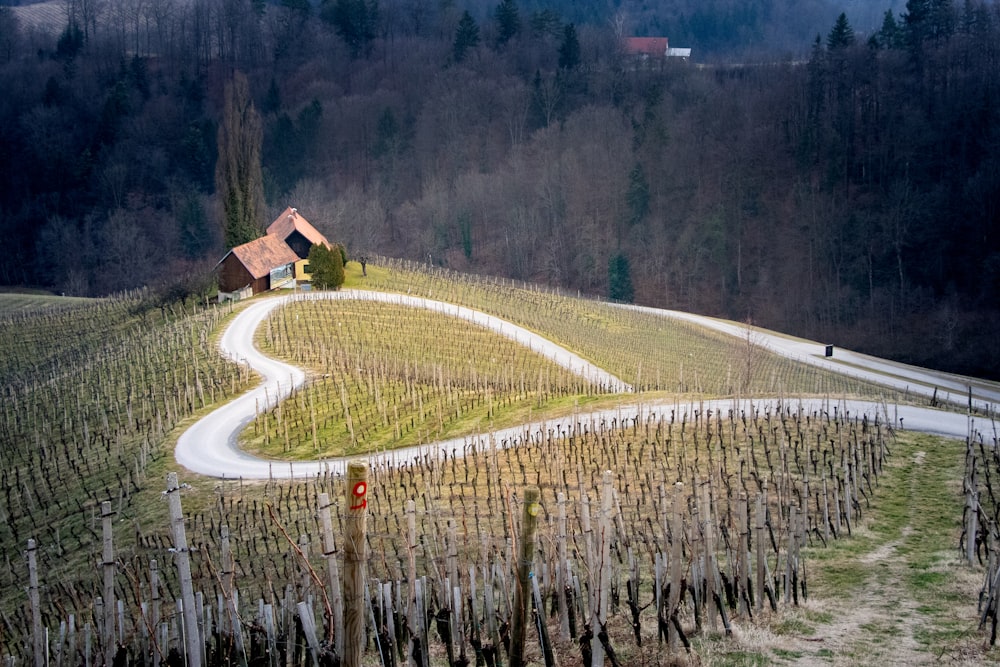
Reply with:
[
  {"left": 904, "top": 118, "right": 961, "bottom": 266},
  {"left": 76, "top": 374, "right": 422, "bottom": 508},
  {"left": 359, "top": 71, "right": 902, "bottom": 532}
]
[{"left": 0, "top": 262, "right": 996, "bottom": 665}]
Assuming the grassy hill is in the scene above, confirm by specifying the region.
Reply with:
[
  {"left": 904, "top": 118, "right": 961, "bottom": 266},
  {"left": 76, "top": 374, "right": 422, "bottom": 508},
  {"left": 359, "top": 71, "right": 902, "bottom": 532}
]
[{"left": 0, "top": 266, "right": 989, "bottom": 664}]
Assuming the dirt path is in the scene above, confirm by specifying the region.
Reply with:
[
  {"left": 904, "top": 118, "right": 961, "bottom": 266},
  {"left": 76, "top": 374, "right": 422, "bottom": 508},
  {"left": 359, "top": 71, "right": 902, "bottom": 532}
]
[{"left": 712, "top": 441, "right": 995, "bottom": 666}]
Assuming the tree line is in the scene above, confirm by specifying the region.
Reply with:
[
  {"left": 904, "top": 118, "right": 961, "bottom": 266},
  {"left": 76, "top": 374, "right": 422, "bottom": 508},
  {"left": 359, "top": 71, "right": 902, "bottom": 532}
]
[{"left": 0, "top": 0, "right": 998, "bottom": 378}]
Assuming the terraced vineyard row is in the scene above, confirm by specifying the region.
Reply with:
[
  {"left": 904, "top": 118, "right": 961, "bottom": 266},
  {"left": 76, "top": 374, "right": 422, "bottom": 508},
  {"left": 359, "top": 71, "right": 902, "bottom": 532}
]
[
  {"left": 247, "top": 298, "right": 609, "bottom": 459},
  {"left": 6, "top": 399, "right": 891, "bottom": 665},
  {"left": 363, "top": 258, "right": 901, "bottom": 401},
  {"left": 0, "top": 293, "right": 254, "bottom": 606}
]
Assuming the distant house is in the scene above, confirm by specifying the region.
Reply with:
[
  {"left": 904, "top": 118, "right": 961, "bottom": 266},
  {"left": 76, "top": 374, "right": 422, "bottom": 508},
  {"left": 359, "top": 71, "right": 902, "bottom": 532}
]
[
  {"left": 216, "top": 207, "right": 334, "bottom": 300},
  {"left": 623, "top": 37, "right": 691, "bottom": 63},
  {"left": 624, "top": 37, "right": 669, "bottom": 58}
]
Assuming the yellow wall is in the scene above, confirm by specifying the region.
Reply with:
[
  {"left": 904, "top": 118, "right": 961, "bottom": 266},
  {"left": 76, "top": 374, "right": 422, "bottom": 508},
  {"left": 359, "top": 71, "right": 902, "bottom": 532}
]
[{"left": 294, "top": 259, "right": 312, "bottom": 282}]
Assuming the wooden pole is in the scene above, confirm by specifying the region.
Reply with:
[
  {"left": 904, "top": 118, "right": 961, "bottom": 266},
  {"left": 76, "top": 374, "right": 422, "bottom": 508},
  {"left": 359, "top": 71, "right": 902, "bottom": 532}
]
[
  {"left": 344, "top": 461, "right": 369, "bottom": 667},
  {"left": 166, "top": 472, "right": 202, "bottom": 667},
  {"left": 592, "top": 472, "right": 613, "bottom": 667},
  {"left": 220, "top": 525, "right": 247, "bottom": 665},
  {"left": 405, "top": 499, "right": 419, "bottom": 667},
  {"left": 509, "top": 487, "right": 540, "bottom": 667},
  {"left": 556, "top": 492, "right": 570, "bottom": 640},
  {"left": 101, "top": 501, "right": 116, "bottom": 665},
  {"left": 318, "top": 492, "right": 344, "bottom": 655},
  {"left": 27, "top": 539, "right": 44, "bottom": 667},
  {"left": 151, "top": 560, "right": 161, "bottom": 667}
]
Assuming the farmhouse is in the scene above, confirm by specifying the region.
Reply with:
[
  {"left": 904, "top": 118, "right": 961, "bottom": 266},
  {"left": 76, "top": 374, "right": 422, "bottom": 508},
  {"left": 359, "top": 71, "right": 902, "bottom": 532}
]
[
  {"left": 216, "top": 207, "right": 333, "bottom": 301},
  {"left": 267, "top": 207, "right": 330, "bottom": 260},
  {"left": 622, "top": 37, "right": 691, "bottom": 62}
]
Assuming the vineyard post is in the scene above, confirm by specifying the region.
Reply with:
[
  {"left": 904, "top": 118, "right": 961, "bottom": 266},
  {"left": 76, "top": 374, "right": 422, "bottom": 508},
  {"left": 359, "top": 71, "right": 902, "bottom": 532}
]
[
  {"left": 344, "top": 461, "right": 369, "bottom": 667},
  {"left": 101, "top": 501, "right": 116, "bottom": 664},
  {"left": 166, "top": 472, "right": 202, "bottom": 667},
  {"left": 509, "top": 487, "right": 540, "bottom": 667},
  {"left": 668, "top": 482, "right": 683, "bottom": 649},
  {"left": 967, "top": 447, "right": 979, "bottom": 564},
  {"left": 27, "top": 539, "right": 43, "bottom": 667},
  {"left": 405, "top": 499, "right": 418, "bottom": 667},
  {"left": 592, "top": 471, "right": 614, "bottom": 667},
  {"left": 737, "top": 493, "right": 749, "bottom": 617},
  {"left": 220, "top": 525, "right": 247, "bottom": 663},
  {"left": 318, "top": 492, "right": 344, "bottom": 655},
  {"left": 556, "top": 492, "right": 570, "bottom": 640},
  {"left": 755, "top": 494, "right": 765, "bottom": 614},
  {"left": 151, "top": 560, "right": 161, "bottom": 667}
]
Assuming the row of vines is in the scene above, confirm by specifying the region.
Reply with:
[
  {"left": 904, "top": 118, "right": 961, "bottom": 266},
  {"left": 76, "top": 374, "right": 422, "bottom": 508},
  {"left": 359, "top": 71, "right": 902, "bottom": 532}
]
[
  {"left": 0, "top": 292, "right": 254, "bottom": 610},
  {"left": 362, "top": 258, "right": 900, "bottom": 401},
  {"left": 4, "top": 401, "right": 891, "bottom": 664}
]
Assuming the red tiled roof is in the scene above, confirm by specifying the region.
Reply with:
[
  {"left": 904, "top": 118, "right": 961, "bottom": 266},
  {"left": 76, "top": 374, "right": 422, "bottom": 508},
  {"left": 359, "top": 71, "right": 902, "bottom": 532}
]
[
  {"left": 623, "top": 37, "right": 669, "bottom": 56},
  {"left": 266, "top": 207, "right": 331, "bottom": 248},
  {"left": 229, "top": 235, "right": 300, "bottom": 279}
]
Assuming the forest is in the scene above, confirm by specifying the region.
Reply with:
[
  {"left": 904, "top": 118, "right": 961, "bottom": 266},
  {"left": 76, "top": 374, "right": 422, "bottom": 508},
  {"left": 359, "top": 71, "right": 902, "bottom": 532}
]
[{"left": 0, "top": 0, "right": 998, "bottom": 378}]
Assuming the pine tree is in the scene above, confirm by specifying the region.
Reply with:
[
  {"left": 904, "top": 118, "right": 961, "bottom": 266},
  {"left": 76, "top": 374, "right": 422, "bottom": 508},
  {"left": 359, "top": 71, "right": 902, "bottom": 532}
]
[
  {"left": 453, "top": 11, "right": 480, "bottom": 62},
  {"left": 215, "top": 71, "right": 265, "bottom": 248},
  {"left": 322, "top": 0, "right": 379, "bottom": 58},
  {"left": 626, "top": 164, "right": 649, "bottom": 227},
  {"left": 878, "top": 10, "right": 902, "bottom": 49},
  {"left": 494, "top": 0, "right": 520, "bottom": 47},
  {"left": 827, "top": 13, "right": 855, "bottom": 50},
  {"left": 608, "top": 253, "right": 634, "bottom": 303},
  {"left": 557, "top": 23, "right": 580, "bottom": 70}
]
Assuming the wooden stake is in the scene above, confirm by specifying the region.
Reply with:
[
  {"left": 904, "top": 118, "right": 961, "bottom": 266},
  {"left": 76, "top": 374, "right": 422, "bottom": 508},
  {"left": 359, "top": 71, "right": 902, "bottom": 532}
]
[
  {"left": 28, "top": 539, "right": 44, "bottom": 667},
  {"left": 166, "top": 472, "right": 202, "bottom": 667},
  {"left": 318, "top": 492, "right": 344, "bottom": 655},
  {"left": 344, "top": 461, "right": 369, "bottom": 667},
  {"left": 509, "top": 487, "right": 540, "bottom": 667},
  {"left": 101, "top": 501, "right": 116, "bottom": 664}
]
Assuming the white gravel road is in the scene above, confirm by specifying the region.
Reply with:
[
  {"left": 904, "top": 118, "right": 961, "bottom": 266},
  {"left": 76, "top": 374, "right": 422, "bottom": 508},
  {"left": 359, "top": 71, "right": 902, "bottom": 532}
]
[{"left": 175, "top": 291, "right": 999, "bottom": 479}]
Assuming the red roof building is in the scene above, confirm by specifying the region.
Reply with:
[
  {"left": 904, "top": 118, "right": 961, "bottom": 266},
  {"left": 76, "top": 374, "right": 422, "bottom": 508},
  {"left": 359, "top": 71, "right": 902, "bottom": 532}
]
[
  {"left": 266, "top": 207, "right": 332, "bottom": 260},
  {"left": 217, "top": 233, "right": 301, "bottom": 295},
  {"left": 623, "top": 37, "right": 669, "bottom": 58}
]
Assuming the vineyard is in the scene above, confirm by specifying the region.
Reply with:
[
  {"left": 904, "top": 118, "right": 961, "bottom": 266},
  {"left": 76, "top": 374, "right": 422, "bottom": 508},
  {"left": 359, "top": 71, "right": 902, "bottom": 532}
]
[{"left": 0, "top": 263, "right": 993, "bottom": 664}]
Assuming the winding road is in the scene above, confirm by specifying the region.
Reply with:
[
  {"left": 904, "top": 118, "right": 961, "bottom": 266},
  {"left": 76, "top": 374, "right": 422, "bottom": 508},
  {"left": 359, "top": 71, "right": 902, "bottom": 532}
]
[{"left": 175, "top": 290, "right": 1000, "bottom": 479}]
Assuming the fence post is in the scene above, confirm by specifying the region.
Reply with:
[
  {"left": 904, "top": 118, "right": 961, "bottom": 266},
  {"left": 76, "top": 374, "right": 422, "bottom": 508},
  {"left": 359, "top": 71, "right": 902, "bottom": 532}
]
[
  {"left": 220, "top": 525, "right": 247, "bottom": 665},
  {"left": 318, "top": 492, "right": 344, "bottom": 656},
  {"left": 344, "top": 461, "right": 369, "bottom": 667},
  {"left": 27, "top": 539, "right": 44, "bottom": 667},
  {"left": 166, "top": 472, "right": 202, "bottom": 667},
  {"left": 509, "top": 487, "right": 540, "bottom": 667},
  {"left": 102, "top": 501, "right": 116, "bottom": 664}
]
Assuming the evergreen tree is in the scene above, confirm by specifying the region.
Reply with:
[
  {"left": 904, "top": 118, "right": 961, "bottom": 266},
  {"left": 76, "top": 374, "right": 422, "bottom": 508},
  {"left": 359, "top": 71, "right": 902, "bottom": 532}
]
[
  {"left": 903, "top": 0, "right": 932, "bottom": 45},
  {"left": 529, "top": 9, "right": 562, "bottom": 39},
  {"left": 322, "top": 0, "right": 379, "bottom": 58},
  {"left": 929, "top": 0, "right": 956, "bottom": 43},
  {"left": 308, "top": 243, "right": 345, "bottom": 289},
  {"left": 494, "top": 0, "right": 520, "bottom": 47},
  {"left": 877, "top": 10, "right": 903, "bottom": 49},
  {"left": 453, "top": 11, "right": 480, "bottom": 63},
  {"left": 557, "top": 23, "right": 580, "bottom": 70},
  {"left": 625, "top": 163, "right": 649, "bottom": 226},
  {"left": 216, "top": 71, "right": 265, "bottom": 248},
  {"left": 827, "top": 13, "right": 855, "bottom": 50},
  {"left": 608, "top": 253, "right": 634, "bottom": 303}
]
